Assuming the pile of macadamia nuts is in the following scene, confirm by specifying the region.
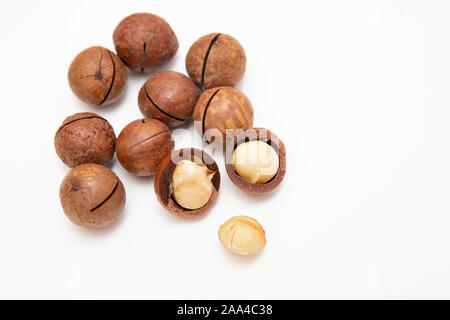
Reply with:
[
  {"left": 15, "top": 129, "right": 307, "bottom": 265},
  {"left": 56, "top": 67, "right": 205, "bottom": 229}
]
[{"left": 56, "top": 12, "right": 286, "bottom": 256}]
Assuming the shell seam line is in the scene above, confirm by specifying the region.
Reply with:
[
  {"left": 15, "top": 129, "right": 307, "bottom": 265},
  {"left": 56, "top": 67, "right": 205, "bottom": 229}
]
[
  {"left": 90, "top": 180, "right": 119, "bottom": 212},
  {"left": 201, "top": 33, "right": 222, "bottom": 89},
  {"left": 144, "top": 86, "right": 186, "bottom": 122},
  {"left": 98, "top": 50, "right": 116, "bottom": 105}
]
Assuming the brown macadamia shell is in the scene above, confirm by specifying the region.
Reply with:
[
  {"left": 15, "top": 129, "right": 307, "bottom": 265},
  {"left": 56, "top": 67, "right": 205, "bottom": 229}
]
[
  {"left": 225, "top": 128, "right": 286, "bottom": 194},
  {"left": 138, "top": 70, "right": 200, "bottom": 127},
  {"left": 68, "top": 46, "right": 127, "bottom": 106},
  {"left": 113, "top": 13, "right": 178, "bottom": 73},
  {"left": 193, "top": 87, "right": 254, "bottom": 146},
  {"left": 116, "top": 119, "right": 174, "bottom": 176},
  {"left": 154, "top": 148, "right": 220, "bottom": 218},
  {"left": 54, "top": 112, "right": 116, "bottom": 168},
  {"left": 186, "top": 33, "right": 246, "bottom": 89},
  {"left": 59, "top": 164, "right": 126, "bottom": 229}
]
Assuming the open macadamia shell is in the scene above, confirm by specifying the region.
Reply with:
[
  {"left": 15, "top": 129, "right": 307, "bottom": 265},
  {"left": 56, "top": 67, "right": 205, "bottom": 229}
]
[
  {"left": 68, "top": 46, "right": 127, "bottom": 106},
  {"left": 154, "top": 148, "right": 221, "bottom": 218},
  {"left": 113, "top": 13, "right": 178, "bottom": 73},
  {"left": 116, "top": 119, "right": 174, "bottom": 176},
  {"left": 59, "top": 164, "right": 126, "bottom": 229},
  {"left": 138, "top": 70, "right": 200, "bottom": 127},
  {"left": 225, "top": 128, "right": 286, "bottom": 194},
  {"left": 186, "top": 33, "right": 246, "bottom": 90}
]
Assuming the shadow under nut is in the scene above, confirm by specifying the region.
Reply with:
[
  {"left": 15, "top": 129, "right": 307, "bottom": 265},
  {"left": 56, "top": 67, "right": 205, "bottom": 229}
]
[
  {"left": 54, "top": 112, "right": 116, "bottom": 168},
  {"left": 138, "top": 70, "right": 200, "bottom": 127},
  {"left": 186, "top": 33, "right": 246, "bottom": 89},
  {"left": 154, "top": 148, "right": 221, "bottom": 218},
  {"left": 59, "top": 163, "right": 126, "bottom": 229},
  {"left": 116, "top": 119, "right": 174, "bottom": 176},
  {"left": 113, "top": 13, "right": 178, "bottom": 73},
  {"left": 68, "top": 46, "right": 127, "bottom": 106}
]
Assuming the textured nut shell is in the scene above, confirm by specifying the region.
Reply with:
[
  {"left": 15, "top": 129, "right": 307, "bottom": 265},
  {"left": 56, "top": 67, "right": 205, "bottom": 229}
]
[
  {"left": 185, "top": 33, "right": 218, "bottom": 88},
  {"left": 116, "top": 119, "right": 174, "bottom": 176},
  {"left": 59, "top": 164, "right": 126, "bottom": 229},
  {"left": 193, "top": 87, "right": 254, "bottom": 146},
  {"left": 218, "top": 216, "right": 266, "bottom": 256},
  {"left": 138, "top": 70, "right": 200, "bottom": 127},
  {"left": 186, "top": 33, "right": 246, "bottom": 89},
  {"left": 113, "top": 13, "right": 178, "bottom": 73},
  {"left": 54, "top": 112, "right": 116, "bottom": 168},
  {"left": 68, "top": 46, "right": 127, "bottom": 105},
  {"left": 154, "top": 148, "right": 220, "bottom": 218},
  {"left": 225, "top": 128, "right": 286, "bottom": 194}
]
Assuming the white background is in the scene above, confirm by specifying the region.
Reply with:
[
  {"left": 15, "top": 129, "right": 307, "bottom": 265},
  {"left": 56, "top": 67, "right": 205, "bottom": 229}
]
[{"left": 0, "top": 0, "right": 449, "bottom": 299}]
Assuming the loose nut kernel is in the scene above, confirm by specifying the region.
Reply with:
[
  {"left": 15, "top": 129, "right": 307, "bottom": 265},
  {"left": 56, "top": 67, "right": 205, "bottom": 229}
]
[
  {"left": 232, "top": 140, "right": 279, "bottom": 184},
  {"left": 218, "top": 216, "right": 266, "bottom": 256},
  {"left": 172, "top": 160, "right": 215, "bottom": 210}
]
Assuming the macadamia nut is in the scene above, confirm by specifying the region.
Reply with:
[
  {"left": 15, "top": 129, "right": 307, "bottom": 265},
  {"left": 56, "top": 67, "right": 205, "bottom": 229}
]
[
  {"left": 193, "top": 87, "right": 254, "bottom": 146},
  {"left": 113, "top": 13, "right": 178, "bottom": 73},
  {"left": 172, "top": 160, "right": 215, "bottom": 210},
  {"left": 68, "top": 46, "right": 127, "bottom": 106},
  {"left": 59, "top": 163, "right": 126, "bottom": 229},
  {"left": 232, "top": 140, "right": 279, "bottom": 184},
  {"left": 218, "top": 216, "right": 266, "bottom": 256}
]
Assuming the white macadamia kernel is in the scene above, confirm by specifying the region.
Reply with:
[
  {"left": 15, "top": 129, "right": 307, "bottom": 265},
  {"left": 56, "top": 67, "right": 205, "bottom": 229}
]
[
  {"left": 232, "top": 140, "right": 279, "bottom": 184},
  {"left": 218, "top": 216, "right": 266, "bottom": 256},
  {"left": 172, "top": 159, "right": 215, "bottom": 210}
]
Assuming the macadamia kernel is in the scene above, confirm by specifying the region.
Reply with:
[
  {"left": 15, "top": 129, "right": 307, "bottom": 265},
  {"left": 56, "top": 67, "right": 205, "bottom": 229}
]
[
  {"left": 218, "top": 216, "right": 266, "bottom": 256},
  {"left": 232, "top": 140, "right": 279, "bottom": 184},
  {"left": 172, "top": 160, "right": 215, "bottom": 210}
]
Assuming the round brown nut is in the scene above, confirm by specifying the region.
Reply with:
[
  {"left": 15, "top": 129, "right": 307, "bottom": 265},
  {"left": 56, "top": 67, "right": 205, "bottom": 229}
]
[
  {"left": 218, "top": 216, "right": 266, "bottom": 256},
  {"left": 154, "top": 148, "right": 220, "bottom": 218},
  {"left": 54, "top": 112, "right": 116, "bottom": 168},
  {"left": 186, "top": 33, "right": 246, "bottom": 90},
  {"left": 225, "top": 128, "right": 286, "bottom": 194},
  {"left": 116, "top": 119, "right": 174, "bottom": 176},
  {"left": 193, "top": 87, "right": 254, "bottom": 146},
  {"left": 138, "top": 70, "right": 200, "bottom": 127},
  {"left": 68, "top": 46, "right": 127, "bottom": 106},
  {"left": 59, "top": 163, "right": 126, "bottom": 229},
  {"left": 113, "top": 13, "right": 178, "bottom": 73}
]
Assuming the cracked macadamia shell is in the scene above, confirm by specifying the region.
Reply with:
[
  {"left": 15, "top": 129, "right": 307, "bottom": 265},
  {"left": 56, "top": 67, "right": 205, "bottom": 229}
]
[
  {"left": 218, "top": 216, "right": 266, "bottom": 256},
  {"left": 116, "top": 119, "right": 174, "bottom": 176},
  {"left": 68, "top": 46, "right": 127, "bottom": 106},
  {"left": 193, "top": 87, "right": 254, "bottom": 146},
  {"left": 59, "top": 164, "right": 126, "bottom": 229},
  {"left": 154, "top": 148, "right": 220, "bottom": 218},
  {"left": 113, "top": 13, "right": 178, "bottom": 73},
  {"left": 225, "top": 128, "right": 286, "bottom": 194},
  {"left": 186, "top": 33, "right": 246, "bottom": 89},
  {"left": 138, "top": 70, "right": 200, "bottom": 127},
  {"left": 54, "top": 112, "right": 116, "bottom": 168}
]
